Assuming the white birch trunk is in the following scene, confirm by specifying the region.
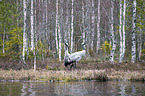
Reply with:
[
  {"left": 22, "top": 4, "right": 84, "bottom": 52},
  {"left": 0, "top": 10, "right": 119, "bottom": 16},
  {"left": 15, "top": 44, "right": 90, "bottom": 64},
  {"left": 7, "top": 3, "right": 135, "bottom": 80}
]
[
  {"left": 91, "top": 0, "right": 95, "bottom": 50},
  {"left": 3, "top": 26, "right": 5, "bottom": 54},
  {"left": 138, "top": 26, "right": 142, "bottom": 61},
  {"left": 23, "top": 0, "right": 27, "bottom": 64},
  {"left": 131, "top": 0, "right": 136, "bottom": 63},
  {"left": 55, "top": 0, "right": 59, "bottom": 53},
  {"left": 30, "top": 0, "right": 34, "bottom": 51},
  {"left": 96, "top": 0, "right": 100, "bottom": 53},
  {"left": 119, "top": 0, "right": 126, "bottom": 63},
  {"left": 66, "top": 0, "right": 70, "bottom": 44},
  {"left": 70, "top": 0, "right": 74, "bottom": 53},
  {"left": 119, "top": 0, "right": 123, "bottom": 63},
  {"left": 34, "top": 0, "right": 37, "bottom": 71},
  {"left": 82, "top": 1, "right": 85, "bottom": 43},
  {"left": 58, "top": 25, "right": 61, "bottom": 61},
  {"left": 110, "top": 0, "right": 116, "bottom": 64},
  {"left": 122, "top": 0, "right": 126, "bottom": 61},
  {"left": 55, "top": 0, "right": 61, "bottom": 61},
  {"left": 45, "top": 0, "right": 47, "bottom": 40}
]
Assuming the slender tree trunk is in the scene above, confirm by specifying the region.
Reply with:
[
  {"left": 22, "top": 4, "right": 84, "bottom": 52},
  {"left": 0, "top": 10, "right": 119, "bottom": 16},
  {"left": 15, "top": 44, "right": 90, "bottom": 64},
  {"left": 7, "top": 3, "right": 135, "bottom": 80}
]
[
  {"left": 55, "top": 0, "right": 61, "bottom": 61},
  {"left": 65, "top": 0, "right": 70, "bottom": 44},
  {"left": 119, "top": 0, "right": 123, "bottom": 63},
  {"left": 82, "top": 0, "right": 85, "bottom": 43},
  {"left": 70, "top": 0, "right": 74, "bottom": 53},
  {"left": 138, "top": 30, "right": 142, "bottom": 61},
  {"left": 131, "top": 0, "right": 136, "bottom": 63},
  {"left": 58, "top": 0, "right": 62, "bottom": 62},
  {"left": 3, "top": 26, "right": 5, "bottom": 54},
  {"left": 119, "top": 0, "right": 126, "bottom": 63},
  {"left": 45, "top": 0, "right": 48, "bottom": 44},
  {"left": 91, "top": 0, "right": 95, "bottom": 51},
  {"left": 34, "top": 0, "right": 37, "bottom": 71},
  {"left": 31, "top": 0, "right": 34, "bottom": 51},
  {"left": 55, "top": 0, "right": 59, "bottom": 53},
  {"left": 23, "top": 0, "right": 27, "bottom": 64},
  {"left": 110, "top": 0, "right": 116, "bottom": 64},
  {"left": 96, "top": 0, "right": 100, "bottom": 53},
  {"left": 122, "top": 0, "right": 126, "bottom": 61}
]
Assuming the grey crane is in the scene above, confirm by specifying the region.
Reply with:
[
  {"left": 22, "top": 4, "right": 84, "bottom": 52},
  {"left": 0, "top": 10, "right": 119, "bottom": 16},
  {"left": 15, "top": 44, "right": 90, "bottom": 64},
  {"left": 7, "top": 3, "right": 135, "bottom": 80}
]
[{"left": 64, "top": 43, "right": 86, "bottom": 70}]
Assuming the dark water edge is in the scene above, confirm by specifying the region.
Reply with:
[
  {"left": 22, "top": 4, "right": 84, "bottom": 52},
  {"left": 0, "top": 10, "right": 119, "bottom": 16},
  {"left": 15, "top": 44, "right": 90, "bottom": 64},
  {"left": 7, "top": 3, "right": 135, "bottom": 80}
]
[{"left": 0, "top": 80, "right": 145, "bottom": 96}]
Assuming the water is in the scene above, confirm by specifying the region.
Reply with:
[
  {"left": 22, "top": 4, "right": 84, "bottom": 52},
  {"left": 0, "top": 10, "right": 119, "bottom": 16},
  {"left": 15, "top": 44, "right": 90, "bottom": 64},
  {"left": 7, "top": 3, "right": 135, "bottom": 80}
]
[{"left": 0, "top": 81, "right": 145, "bottom": 96}]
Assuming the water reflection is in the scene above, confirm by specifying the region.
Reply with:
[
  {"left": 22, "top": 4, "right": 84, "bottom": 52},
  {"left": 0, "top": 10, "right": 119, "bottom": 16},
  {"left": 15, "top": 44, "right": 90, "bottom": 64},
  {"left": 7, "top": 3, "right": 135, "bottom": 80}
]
[
  {"left": 21, "top": 82, "right": 35, "bottom": 96},
  {"left": 0, "top": 81, "right": 145, "bottom": 96}
]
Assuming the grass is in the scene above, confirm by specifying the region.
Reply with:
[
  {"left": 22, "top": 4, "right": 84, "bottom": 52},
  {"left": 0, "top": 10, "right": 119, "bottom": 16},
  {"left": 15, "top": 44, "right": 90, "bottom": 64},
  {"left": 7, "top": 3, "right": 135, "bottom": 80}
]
[
  {"left": 0, "top": 69, "right": 108, "bottom": 82},
  {"left": 0, "top": 58, "right": 145, "bottom": 82},
  {"left": 0, "top": 69, "right": 145, "bottom": 82}
]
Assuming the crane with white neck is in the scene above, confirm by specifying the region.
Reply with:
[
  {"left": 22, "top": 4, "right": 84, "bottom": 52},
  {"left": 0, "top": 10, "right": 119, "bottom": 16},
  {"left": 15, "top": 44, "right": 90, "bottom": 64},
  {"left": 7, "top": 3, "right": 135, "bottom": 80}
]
[{"left": 64, "top": 42, "right": 86, "bottom": 70}]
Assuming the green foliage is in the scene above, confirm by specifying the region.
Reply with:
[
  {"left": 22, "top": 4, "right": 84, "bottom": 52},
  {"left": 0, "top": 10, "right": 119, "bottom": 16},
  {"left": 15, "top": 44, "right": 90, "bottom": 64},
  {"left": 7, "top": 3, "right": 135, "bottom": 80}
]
[
  {"left": 5, "top": 27, "right": 22, "bottom": 57},
  {"left": 89, "top": 49, "right": 95, "bottom": 57},
  {"left": 46, "top": 65, "right": 49, "bottom": 70},
  {"left": 0, "top": 1, "right": 22, "bottom": 59},
  {"left": 140, "top": 49, "right": 145, "bottom": 61},
  {"left": 141, "top": 49, "right": 145, "bottom": 55},
  {"left": 100, "top": 41, "right": 112, "bottom": 54}
]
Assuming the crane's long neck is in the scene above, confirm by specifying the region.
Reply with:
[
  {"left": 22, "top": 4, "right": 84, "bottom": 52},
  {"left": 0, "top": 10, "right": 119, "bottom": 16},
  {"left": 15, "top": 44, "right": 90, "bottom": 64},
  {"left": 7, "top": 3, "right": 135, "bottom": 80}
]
[
  {"left": 65, "top": 45, "right": 68, "bottom": 52},
  {"left": 65, "top": 45, "right": 70, "bottom": 57},
  {"left": 82, "top": 45, "right": 86, "bottom": 50}
]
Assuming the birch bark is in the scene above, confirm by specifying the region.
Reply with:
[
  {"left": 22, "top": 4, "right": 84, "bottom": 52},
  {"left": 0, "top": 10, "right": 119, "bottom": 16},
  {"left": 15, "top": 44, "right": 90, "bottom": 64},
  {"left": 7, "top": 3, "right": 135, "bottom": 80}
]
[
  {"left": 91, "top": 0, "right": 95, "bottom": 50},
  {"left": 82, "top": 0, "right": 85, "bottom": 43},
  {"left": 131, "top": 0, "right": 136, "bottom": 63},
  {"left": 119, "top": 0, "right": 126, "bottom": 63},
  {"left": 110, "top": 0, "right": 116, "bottom": 64},
  {"left": 96, "top": 0, "right": 100, "bottom": 53},
  {"left": 3, "top": 26, "right": 5, "bottom": 54},
  {"left": 23, "top": 0, "right": 27, "bottom": 64},
  {"left": 31, "top": 0, "right": 34, "bottom": 51},
  {"left": 119, "top": 0, "right": 123, "bottom": 63},
  {"left": 70, "top": 0, "right": 74, "bottom": 53},
  {"left": 55, "top": 0, "right": 61, "bottom": 61},
  {"left": 34, "top": 0, "right": 37, "bottom": 71},
  {"left": 55, "top": 0, "right": 59, "bottom": 53},
  {"left": 122, "top": 0, "right": 126, "bottom": 61}
]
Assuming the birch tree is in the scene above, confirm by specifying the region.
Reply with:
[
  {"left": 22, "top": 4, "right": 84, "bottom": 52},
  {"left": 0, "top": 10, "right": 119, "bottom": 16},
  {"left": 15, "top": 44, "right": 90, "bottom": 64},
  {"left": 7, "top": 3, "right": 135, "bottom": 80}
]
[
  {"left": 122, "top": 0, "right": 126, "bottom": 62},
  {"left": 131, "top": 0, "right": 136, "bottom": 63},
  {"left": 33, "top": 0, "right": 37, "bottom": 71},
  {"left": 91, "top": 0, "right": 95, "bottom": 51},
  {"left": 23, "top": 0, "right": 27, "bottom": 64},
  {"left": 30, "top": 0, "right": 34, "bottom": 51},
  {"left": 110, "top": 0, "right": 116, "bottom": 64},
  {"left": 119, "top": 0, "right": 126, "bottom": 63},
  {"left": 3, "top": 26, "right": 5, "bottom": 54},
  {"left": 55, "top": 0, "right": 59, "bottom": 54},
  {"left": 55, "top": 0, "right": 61, "bottom": 61},
  {"left": 70, "top": 0, "right": 74, "bottom": 53},
  {"left": 96, "top": 0, "right": 100, "bottom": 53},
  {"left": 82, "top": 0, "right": 85, "bottom": 43}
]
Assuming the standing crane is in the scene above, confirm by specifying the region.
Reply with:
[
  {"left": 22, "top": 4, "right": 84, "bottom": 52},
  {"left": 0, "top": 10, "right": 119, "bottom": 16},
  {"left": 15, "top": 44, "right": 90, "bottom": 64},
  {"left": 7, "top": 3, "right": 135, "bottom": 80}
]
[{"left": 64, "top": 43, "right": 86, "bottom": 70}]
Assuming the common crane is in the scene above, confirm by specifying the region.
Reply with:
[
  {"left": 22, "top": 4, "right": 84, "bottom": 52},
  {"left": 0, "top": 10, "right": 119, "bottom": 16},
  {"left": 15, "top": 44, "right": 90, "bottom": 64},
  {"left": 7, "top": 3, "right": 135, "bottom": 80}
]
[{"left": 64, "top": 43, "right": 86, "bottom": 70}]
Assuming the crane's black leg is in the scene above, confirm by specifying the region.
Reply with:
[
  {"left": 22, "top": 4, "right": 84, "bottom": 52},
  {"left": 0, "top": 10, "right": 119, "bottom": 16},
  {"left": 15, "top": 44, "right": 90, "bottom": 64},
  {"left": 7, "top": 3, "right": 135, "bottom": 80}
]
[
  {"left": 75, "top": 62, "right": 76, "bottom": 69},
  {"left": 70, "top": 63, "right": 74, "bottom": 70}
]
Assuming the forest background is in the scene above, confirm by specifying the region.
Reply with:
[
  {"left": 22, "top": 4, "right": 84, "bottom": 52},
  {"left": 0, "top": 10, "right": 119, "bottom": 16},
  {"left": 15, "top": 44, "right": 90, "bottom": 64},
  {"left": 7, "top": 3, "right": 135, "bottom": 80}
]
[{"left": 0, "top": 0, "right": 145, "bottom": 71}]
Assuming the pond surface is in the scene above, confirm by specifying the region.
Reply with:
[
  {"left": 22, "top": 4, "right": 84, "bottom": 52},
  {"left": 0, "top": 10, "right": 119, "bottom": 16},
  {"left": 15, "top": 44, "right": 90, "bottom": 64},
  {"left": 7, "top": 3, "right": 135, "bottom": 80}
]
[{"left": 0, "top": 81, "right": 145, "bottom": 96}]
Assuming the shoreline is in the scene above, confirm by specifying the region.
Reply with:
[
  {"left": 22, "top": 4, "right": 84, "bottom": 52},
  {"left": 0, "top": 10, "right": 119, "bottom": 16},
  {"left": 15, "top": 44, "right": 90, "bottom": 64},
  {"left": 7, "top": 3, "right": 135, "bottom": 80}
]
[{"left": 0, "top": 69, "right": 145, "bottom": 82}]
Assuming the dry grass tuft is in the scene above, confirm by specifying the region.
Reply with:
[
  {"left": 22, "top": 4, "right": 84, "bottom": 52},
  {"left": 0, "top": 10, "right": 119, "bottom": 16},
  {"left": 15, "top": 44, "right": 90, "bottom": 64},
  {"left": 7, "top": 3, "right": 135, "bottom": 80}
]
[{"left": 0, "top": 69, "right": 108, "bottom": 82}]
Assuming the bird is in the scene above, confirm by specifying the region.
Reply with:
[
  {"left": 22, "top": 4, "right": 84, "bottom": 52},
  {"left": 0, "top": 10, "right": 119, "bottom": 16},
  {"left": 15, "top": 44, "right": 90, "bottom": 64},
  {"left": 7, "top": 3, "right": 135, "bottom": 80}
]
[
  {"left": 64, "top": 42, "right": 86, "bottom": 70},
  {"left": 64, "top": 43, "right": 70, "bottom": 57}
]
